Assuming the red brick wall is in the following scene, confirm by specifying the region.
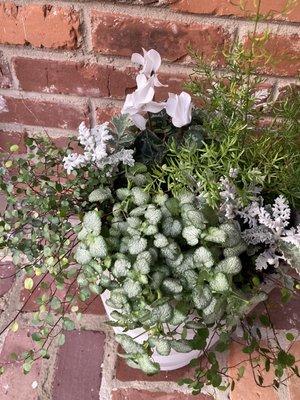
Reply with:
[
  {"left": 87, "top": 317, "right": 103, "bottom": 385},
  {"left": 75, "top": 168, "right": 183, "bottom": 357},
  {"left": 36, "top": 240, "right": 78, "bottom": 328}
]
[{"left": 0, "top": 0, "right": 299, "bottom": 147}]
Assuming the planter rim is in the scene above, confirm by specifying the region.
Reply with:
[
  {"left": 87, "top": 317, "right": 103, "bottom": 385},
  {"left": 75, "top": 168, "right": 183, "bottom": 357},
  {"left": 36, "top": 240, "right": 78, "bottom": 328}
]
[{"left": 101, "top": 277, "right": 277, "bottom": 371}]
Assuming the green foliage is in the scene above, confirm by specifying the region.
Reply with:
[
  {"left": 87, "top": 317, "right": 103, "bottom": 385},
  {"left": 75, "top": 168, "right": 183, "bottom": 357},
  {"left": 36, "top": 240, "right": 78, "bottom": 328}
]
[
  {"left": 149, "top": 42, "right": 300, "bottom": 208},
  {"left": 72, "top": 165, "right": 275, "bottom": 373},
  {"left": 0, "top": 3, "right": 299, "bottom": 393}
]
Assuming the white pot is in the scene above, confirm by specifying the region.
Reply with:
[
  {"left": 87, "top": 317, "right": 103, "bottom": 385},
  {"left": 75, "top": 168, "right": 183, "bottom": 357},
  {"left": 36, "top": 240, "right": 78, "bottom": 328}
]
[
  {"left": 101, "top": 290, "right": 218, "bottom": 371},
  {"left": 101, "top": 279, "right": 276, "bottom": 371}
]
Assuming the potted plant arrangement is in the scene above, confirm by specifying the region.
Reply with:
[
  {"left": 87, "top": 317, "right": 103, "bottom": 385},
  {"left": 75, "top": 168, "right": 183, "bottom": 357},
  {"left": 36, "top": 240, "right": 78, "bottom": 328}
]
[{"left": 0, "top": 31, "right": 299, "bottom": 394}]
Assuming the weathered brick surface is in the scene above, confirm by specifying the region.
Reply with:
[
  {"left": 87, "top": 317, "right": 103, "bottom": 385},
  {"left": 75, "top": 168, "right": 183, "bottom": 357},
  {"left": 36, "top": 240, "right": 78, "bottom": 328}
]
[
  {"left": 52, "top": 330, "right": 105, "bottom": 400},
  {"left": 0, "top": 327, "right": 42, "bottom": 400},
  {"left": 0, "top": 96, "right": 88, "bottom": 129},
  {"left": 112, "top": 389, "right": 213, "bottom": 400},
  {"left": 252, "top": 288, "right": 300, "bottom": 330},
  {"left": 14, "top": 57, "right": 189, "bottom": 101},
  {"left": 155, "top": 71, "right": 189, "bottom": 100},
  {"left": 14, "top": 57, "right": 137, "bottom": 100},
  {"left": 0, "top": 130, "right": 26, "bottom": 153},
  {"left": 20, "top": 274, "right": 105, "bottom": 315},
  {"left": 0, "top": 3, "right": 80, "bottom": 49},
  {"left": 91, "top": 11, "right": 231, "bottom": 63},
  {"left": 0, "top": 261, "right": 15, "bottom": 297},
  {"left": 96, "top": 105, "right": 121, "bottom": 123},
  {"left": 245, "top": 33, "right": 300, "bottom": 77},
  {"left": 288, "top": 341, "right": 300, "bottom": 400},
  {"left": 172, "top": 0, "right": 300, "bottom": 22},
  {"left": 228, "top": 342, "right": 278, "bottom": 400}
]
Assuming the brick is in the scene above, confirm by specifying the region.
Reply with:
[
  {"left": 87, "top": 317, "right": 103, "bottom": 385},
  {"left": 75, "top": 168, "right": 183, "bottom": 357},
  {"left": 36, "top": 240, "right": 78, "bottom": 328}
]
[
  {"left": 20, "top": 274, "right": 105, "bottom": 315},
  {"left": 14, "top": 57, "right": 188, "bottom": 101},
  {"left": 172, "top": 0, "right": 300, "bottom": 22},
  {"left": 14, "top": 58, "right": 111, "bottom": 98},
  {"left": 0, "top": 3, "right": 80, "bottom": 49},
  {"left": 156, "top": 71, "right": 188, "bottom": 100},
  {"left": 0, "top": 327, "right": 42, "bottom": 400},
  {"left": 252, "top": 288, "right": 300, "bottom": 330},
  {"left": 245, "top": 33, "right": 300, "bottom": 77},
  {"left": 0, "top": 50, "right": 12, "bottom": 88},
  {"left": 52, "top": 330, "right": 105, "bottom": 400},
  {"left": 91, "top": 11, "right": 231, "bottom": 64},
  {"left": 0, "top": 130, "right": 27, "bottom": 153},
  {"left": 96, "top": 105, "right": 121, "bottom": 123},
  {"left": 13, "top": 58, "right": 137, "bottom": 100},
  {"left": 0, "top": 96, "right": 88, "bottom": 130},
  {"left": 112, "top": 389, "right": 213, "bottom": 400},
  {"left": 288, "top": 341, "right": 300, "bottom": 400},
  {"left": 228, "top": 342, "right": 278, "bottom": 400},
  {"left": 0, "top": 261, "right": 15, "bottom": 297}
]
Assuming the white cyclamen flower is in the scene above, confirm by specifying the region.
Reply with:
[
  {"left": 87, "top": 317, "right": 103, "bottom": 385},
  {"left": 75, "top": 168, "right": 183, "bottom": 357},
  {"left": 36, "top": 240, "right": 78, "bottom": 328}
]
[
  {"left": 165, "top": 91, "right": 192, "bottom": 128},
  {"left": 122, "top": 74, "right": 165, "bottom": 130},
  {"left": 131, "top": 48, "right": 162, "bottom": 80}
]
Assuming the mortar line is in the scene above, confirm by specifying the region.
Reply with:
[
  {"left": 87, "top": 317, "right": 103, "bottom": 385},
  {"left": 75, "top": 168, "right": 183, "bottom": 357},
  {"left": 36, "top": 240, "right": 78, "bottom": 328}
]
[
  {"left": 0, "top": 87, "right": 125, "bottom": 109},
  {"left": 0, "top": 122, "right": 78, "bottom": 136},
  {"left": 99, "top": 333, "right": 118, "bottom": 400},
  {"left": 0, "top": 87, "right": 114, "bottom": 105},
  {"left": 81, "top": 3, "right": 93, "bottom": 53},
  {"left": 1, "top": 45, "right": 299, "bottom": 85}
]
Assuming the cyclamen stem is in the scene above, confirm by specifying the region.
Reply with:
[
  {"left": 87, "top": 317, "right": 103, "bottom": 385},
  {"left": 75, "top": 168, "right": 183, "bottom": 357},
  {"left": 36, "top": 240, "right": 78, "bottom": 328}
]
[{"left": 147, "top": 112, "right": 153, "bottom": 130}]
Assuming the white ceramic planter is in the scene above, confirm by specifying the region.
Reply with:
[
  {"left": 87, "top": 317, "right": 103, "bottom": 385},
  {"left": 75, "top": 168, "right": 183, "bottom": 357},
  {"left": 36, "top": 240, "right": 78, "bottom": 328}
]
[
  {"left": 101, "top": 278, "right": 276, "bottom": 371},
  {"left": 101, "top": 290, "right": 218, "bottom": 371}
]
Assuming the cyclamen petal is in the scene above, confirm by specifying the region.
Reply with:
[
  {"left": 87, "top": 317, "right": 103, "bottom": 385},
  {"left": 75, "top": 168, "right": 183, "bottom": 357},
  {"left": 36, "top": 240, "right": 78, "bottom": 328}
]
[
  {"left": 131, "top": 114, "right": 148, "bottom": 130},
  {"left": 131, "top": 52, "right": 145, "bottom": 67},
  {"left": 144, "top": 101, "right": 166, "bottom": 113},
  {"left": 131, "top": 49, "right": 162, "bottom": 78},
  {"left": 166, "top": 91, "right": 192, "bottom": 128}
]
